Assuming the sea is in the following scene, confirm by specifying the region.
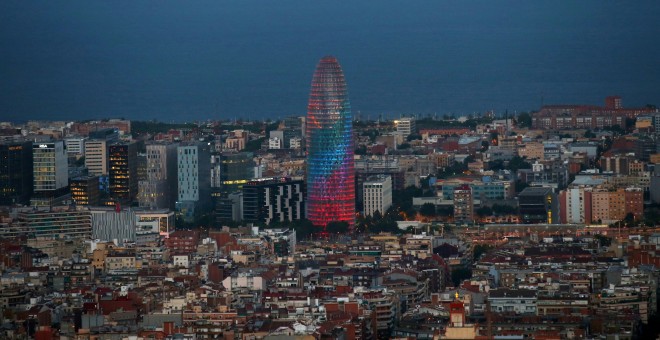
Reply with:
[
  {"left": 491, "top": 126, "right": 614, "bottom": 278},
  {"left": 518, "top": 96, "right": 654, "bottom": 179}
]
[{"left": 1, "top": 1, "right": 659, "bottom": 122}]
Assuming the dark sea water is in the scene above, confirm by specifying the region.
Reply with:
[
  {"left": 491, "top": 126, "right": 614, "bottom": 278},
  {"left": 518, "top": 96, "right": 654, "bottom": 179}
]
[{"left": 1, "top": 1, "right": 659, "bottom": 122}]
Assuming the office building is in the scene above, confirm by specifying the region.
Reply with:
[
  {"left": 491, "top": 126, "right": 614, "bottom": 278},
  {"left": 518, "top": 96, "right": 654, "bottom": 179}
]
[
  {"left": 32, "top": 141, "right": 68, "bottom": 203},
  {"left": 176, "top": 143, "right": 211, "bottom": 222},
  {"left": 394, "top": 117, "right": 416, "bottom": 137},
  {"left": 108, "top": 142, "right": 138, "bottom": 205},
  {"left": 4, "top": 207, "right": 92, "bottom": 240},
  {"left": 363, "top": 175, "right": 392, "bottom": 217},
  {"left": 70, "top": 176, "right": 100, "bottom": 206},
  {"left": 306, "top": 56, "right": 356, "bottom": 228},
  {"left": 138, "top": 142, "right": 178, "bottom": 209},
  {"left": 85, "top": 140, "right": 109, "bottom": 177},
  {"left": 0, "top": 140, "right": 33, "bottom": 205},
  {"left": 64, "top": 136, "right": 86, "bottom": 159},
  {"left": 518, "top": 187, "right": 557, "bottom": 224},
  {"left": 242, "top": 177, "right": 305, "bottom": 225}
]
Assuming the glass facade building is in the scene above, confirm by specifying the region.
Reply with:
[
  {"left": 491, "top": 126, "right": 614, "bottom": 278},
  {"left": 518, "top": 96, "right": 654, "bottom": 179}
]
[{"left": 306, "top": 56, "right": 355, "bottom": 228}]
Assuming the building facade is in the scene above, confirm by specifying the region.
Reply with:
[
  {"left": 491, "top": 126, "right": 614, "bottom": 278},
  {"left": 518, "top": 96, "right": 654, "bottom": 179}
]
[
  {"left": 306, "top": 56, "right": 356, "bottom": 228},
  {"left": 453, "top": 184, "right": 474, "bottom": 224},
  {"left": 70, "top": 176, "right": 100, "bottom": 206},
  {"left": 0, "top": 141, "right": 33, "bottom": 205},
  {"left": 84, "top": 140, "right": 109, "bottom": 177},
  {"left": 176, "top": 143, "right": 211, "bottom": 222},
  {"left": 108, "top": 142, "right": 139, "bottom": 205},
  {"left": 363, "top": 175, "right": 393, "bottom": 217},
  {"left": 32, "top": 141, "right": 68, "bottom": 198},
  {"left": 242, "top": 177, "right": 305, "bottom": 225},
  {"left": 138, "top": 142, "right": 178, "bottom": 209}
]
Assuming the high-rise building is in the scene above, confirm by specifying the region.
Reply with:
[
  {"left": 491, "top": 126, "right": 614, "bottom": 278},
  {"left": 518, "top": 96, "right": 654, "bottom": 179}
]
[
  {"left": 219, "top": 151, "right": 255, "bottom": 194},
  {"left": 108, "top": 142, "right": 138, "bottom": 205},
  {"left": 138, "top": 142, "right": 178, "bottom": 209},
  {"left": 32, "top": 141, "right": 68, "bottom": 199},
  {"left": 0, "top": 140, "right": 33, "bottom": 205},
  {"left": 176, "top": 142, "right": 211, "bottom": 222},
  {"left": 453, "top": 184, "right": 474, "bottom": 224},
  {"left": 85, "top": 140, "right": 109, "bottom": 177},
  {"left": 242, "top": 177, "right": 305, "bottom": 225},
  {"left": 363, "top": 175, "right": 392, "bottom": 217},
  {"left": 306, "top": 56, "right": 355, "bottom": 228}
]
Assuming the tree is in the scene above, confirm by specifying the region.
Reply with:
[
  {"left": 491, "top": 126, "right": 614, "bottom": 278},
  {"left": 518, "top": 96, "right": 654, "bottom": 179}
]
[
  {"left": 326, "top": 221, "right": 349, "bottom": 234},
  {"left": 594, "top": 234, "right": 612, "bottom": 247},
  {"left": 492, "top": 204, "right": 517, "bottom": 215},
  {"left": 407, "top": 133, "right": 422, "bottom": 142},
  {"left": 507, "top": 156, "right": 532, "bottom": 172},
  {"left": 473, "top": 244, "right": 492, "bottom": 261},
  {"left": 517, "top": 112, "right": 532, "bottom": 128},
  {"left": 419, "top": 203, "right": 437, "bottom": 217},
  {"left": 584, "top": 130, "right": 596, "bottom": 138},
  {"left": 475, "top": 206, "right": 493, "bottom": 217},
  {"left": 451, "top": 268, "right": 472, "bottom": 287}
]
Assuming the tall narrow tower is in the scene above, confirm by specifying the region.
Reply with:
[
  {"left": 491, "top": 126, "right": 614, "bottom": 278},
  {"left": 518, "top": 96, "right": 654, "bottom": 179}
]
[{"left": 306, "top": 56, "right": 355, "bottom": 229}]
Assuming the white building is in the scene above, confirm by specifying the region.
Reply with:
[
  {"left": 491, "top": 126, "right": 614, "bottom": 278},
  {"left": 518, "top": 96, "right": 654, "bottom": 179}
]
[
  {"left": 565, "top": 187, "right": 588, "bottom": 223},
  {"left": 394, "top": 117, "right": 416, "bottom": 137},
  {"left": 177, "top": 143, "right": 210, "bottom": 202},
  {"left": 268, "top": 137, "right": 282, "bottom": 149},
  {"left": 363, "top": 175, "right": 392, "bottom": 217},
  {"left": 176, "top": 143, "right": 211, "bottom": 222},
  {"left": 488, "top": 289, "right": 537, "bottom": 314},
  {"left": 32, "top": 141, "right": 68, "bottom": 194},
  {"left": 289, "top": 137, "right": 302, "bottom": 149},
  {"left": 64, "top": 137, "right": 86, "bottom": 158}
]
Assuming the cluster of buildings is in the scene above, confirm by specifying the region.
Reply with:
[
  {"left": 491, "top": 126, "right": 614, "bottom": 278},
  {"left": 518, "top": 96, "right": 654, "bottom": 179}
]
[{"left": 1, "top": 54, "right": 660, "bottom": 339}]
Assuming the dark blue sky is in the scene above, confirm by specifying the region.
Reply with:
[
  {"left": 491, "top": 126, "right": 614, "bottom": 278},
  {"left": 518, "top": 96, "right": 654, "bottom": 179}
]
[{"left": 2, "top": 1, "right": 659, "bottom": 122}]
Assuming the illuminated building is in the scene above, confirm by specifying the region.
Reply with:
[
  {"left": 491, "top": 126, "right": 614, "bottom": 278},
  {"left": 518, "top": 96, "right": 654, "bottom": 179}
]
[
  {"left": 306, "top": 56, "right": 355, "bottom": 228},
  {"left": 108, "top": 142, "right": 138, "bottom": 205},
  {"left": 32, "top": 141, "right": 68, "bottom": 206},
  {"left": 0, "top": 140, "right": 33, "bottom": 205},
  {"left": 70, "top": 176, "right": 100, "bottom": 206}
]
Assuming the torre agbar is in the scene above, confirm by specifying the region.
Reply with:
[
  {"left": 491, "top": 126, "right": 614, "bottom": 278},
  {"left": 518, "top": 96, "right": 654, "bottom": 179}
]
[{"left": 306, "top": 56, "right": 356, "bottom": 229}]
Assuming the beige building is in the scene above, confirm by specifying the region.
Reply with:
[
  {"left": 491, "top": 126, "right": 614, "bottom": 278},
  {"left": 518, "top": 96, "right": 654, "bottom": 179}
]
[
  {"left": 84, "top": 140, "right": 108, "bottom": 176},
  {"left": 517, "top": 142, "right": 544, "bottom": 160}
]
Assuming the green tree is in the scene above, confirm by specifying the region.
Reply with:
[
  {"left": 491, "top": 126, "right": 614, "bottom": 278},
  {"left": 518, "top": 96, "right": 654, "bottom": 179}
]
[
  {"left": 517, "top": 112, "right": 532, "bottom": 128},
  {"left": 473, "top": 244, "right": 492, "bottom": 261},
  {"left": 451, "top": 268, "right": 472, "bottom": 287},
  {"left": 475, "top": 206, "right": 493, "bottom": 217},
  {"left": 507, "top": 156, "right": 532, "bottom": 172},
  {"left": 326, "top": 221, "right": 349, "bottom": 233},
  {"left": 594, "top": 234, "right": 612, "bottom": 247},
  {"left": 584, "top": 130, "right": 596, "bottom": 138}
]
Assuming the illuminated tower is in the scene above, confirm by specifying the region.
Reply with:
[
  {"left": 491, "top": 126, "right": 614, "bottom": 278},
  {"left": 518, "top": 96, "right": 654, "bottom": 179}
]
[{"left": 306, "top": 56, "right": 355, "bottom": 229}]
